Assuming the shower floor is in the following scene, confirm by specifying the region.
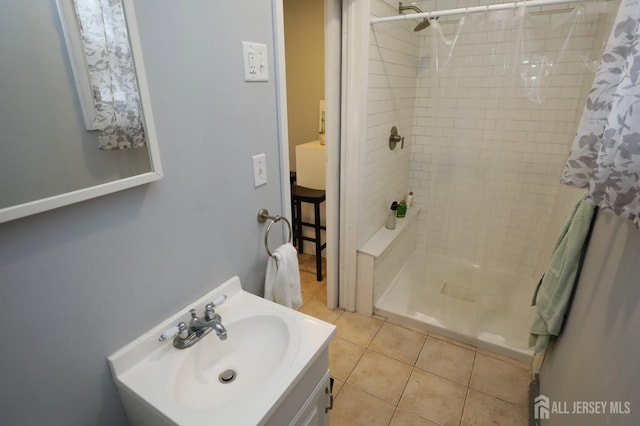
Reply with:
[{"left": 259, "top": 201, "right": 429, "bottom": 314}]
[{"left": 375, "top": 251, "right": 536, "bottom": 362}]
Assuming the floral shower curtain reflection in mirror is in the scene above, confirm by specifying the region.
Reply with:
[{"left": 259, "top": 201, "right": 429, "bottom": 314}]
[{"left": 68, "top": 0, "right": 146, "bottom": 151}]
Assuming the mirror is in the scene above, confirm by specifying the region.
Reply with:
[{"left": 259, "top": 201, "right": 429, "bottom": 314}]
[{"left": 0, "top": 0, "right": 162, "bottom": 224}]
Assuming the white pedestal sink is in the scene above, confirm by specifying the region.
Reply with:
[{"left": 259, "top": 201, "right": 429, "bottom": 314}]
[{"left": 108, "top": 276, "right": 335, "bottom": 425}]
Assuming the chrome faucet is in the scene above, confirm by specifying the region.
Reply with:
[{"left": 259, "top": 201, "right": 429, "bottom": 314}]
[{"left": 158, "top": 295, "right": 228, "bottom": 349}]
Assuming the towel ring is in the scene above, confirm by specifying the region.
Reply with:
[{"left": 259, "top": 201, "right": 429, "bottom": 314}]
[{"left": 257, "top": 208, "right": 293, "bottom": 257}]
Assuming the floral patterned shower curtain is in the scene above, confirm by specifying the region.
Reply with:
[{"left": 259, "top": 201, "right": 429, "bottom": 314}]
[
  {"left": 73, "top": 0, "right": 146, "bottom": 151},
  {"left": 562, "top": 0, "right": 640, "bottom": 222}
]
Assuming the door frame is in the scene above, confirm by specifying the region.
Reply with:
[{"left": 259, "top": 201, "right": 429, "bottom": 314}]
[
  {"left": 273, "top": 0, "right": 368, "bottom": 312},
  {"left": 336, "top": 0, "right": 369, "bottom": 311},
  {"left": 324, "top": 0, "right": 342, "bottom": 310}
]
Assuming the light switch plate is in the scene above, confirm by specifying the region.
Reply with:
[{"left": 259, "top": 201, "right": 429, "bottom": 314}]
[
  {"left": 242, "top": 42, "right": 269, "bottom": 82},
  {"left": 252, "top": 153, "right": 267, "bottom": 187}
]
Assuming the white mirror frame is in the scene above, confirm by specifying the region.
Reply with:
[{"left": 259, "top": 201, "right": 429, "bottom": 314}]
[{"left": 0, "top": 0, "right": 163, "bottom": 224}]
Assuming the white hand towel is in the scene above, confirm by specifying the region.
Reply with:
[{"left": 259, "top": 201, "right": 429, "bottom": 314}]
[{"left": 264, "top": 243, "right": 302, "bottom": 309}]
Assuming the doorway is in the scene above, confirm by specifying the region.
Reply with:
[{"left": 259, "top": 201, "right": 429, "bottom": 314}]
[{"left": 278, "top": 0, "right": 341, "bottom": 310}]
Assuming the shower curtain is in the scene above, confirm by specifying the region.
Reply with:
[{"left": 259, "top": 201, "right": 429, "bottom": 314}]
[
  {"left": 421, "top": 5, "right": 602, "bottom": 276},
  {"left": 73, "top": 0, "right": 146, "bottom": 151},
  {"left": 562, "top": 0, "right": 640, "bottom": 223},
  {"left": 403, "top": 1, "right": 616, "bottom": 347},
  {"left": 362, "top": 0, "right": 619, "bottom": 349}
]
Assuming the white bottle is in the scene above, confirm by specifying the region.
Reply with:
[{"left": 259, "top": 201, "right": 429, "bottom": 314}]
[
  {"left": 406, "top": 192, "right": 414, "bottom": 208},
  {"left": 385, "top": 202, "right": 398, "bottom": 230}
]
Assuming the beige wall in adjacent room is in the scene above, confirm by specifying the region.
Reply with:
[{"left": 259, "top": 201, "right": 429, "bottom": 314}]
[{"left": 284, "top": 0, "right": 324, "bottom": 171}]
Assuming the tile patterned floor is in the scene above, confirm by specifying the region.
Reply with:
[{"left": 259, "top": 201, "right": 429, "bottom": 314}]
[{"left": 297, "top": 253, "right": 531, "bottom": 426}]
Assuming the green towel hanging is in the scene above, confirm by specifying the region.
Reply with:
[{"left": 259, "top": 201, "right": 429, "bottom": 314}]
[{"left": 529, "top": 195, "right": 596, "bottom": 353}]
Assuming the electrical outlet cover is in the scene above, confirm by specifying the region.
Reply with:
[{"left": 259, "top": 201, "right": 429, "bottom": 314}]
[{"left": 242, "top": 42, "right": 269, "bottom": 82}]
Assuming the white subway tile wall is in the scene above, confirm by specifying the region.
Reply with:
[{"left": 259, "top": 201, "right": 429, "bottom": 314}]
[
  {"left": 362, "top": 0, "right": 420, "bottom": 245},
  {"left": 365, "top": 0, "right": 616, "bottom": 281}
]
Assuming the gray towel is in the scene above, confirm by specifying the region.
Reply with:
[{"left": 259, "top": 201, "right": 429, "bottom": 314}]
[{"left": 529, "top": 196, "right": 596, "bottom": 353}]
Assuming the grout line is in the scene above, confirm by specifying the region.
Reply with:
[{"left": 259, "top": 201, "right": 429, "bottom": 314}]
[
  {"left": 469, "top": 350, "right": 478, "bottom": 387},
  {"left": 331, "top": 346, "right": 366, "bottom": 404},
  {"left": 458, "top": 351, "right": 478, "bottom": 426},
  {"left": 390, "top": 322, "right": 425, "bottom": 425},
  {"left": 367, "top": 337, "right": 426, "bottom": 368},
  {"left": 342, "top": 332, "right": 371, "bottom": 385},
  {"left": 411, "top": 364, "right": 472, "bottom": 389},
  {"left": 459, "top": 386, "right": 472, "bottom": 426},
  {"left": 388, "top": 406, "right": 399, "bottom": 425},
  {"left": 364, "top": 317, "right": 386, "bottom": 350},
  {"left": 466, "top": 351, "right": 477, "bottom": 387},
  {"left": 411, "top": 330, "right": 429, "bottom": 368},
  {"left": 475, "top": 347, "right": 532, "bottom": 369},
  {"left": 336, "top": 382, "right": 398, "bottom": 423},
  {"left": 396, "top": 366, "right": 415, "bottom": 413},
  {"left": 427, "top": 332, "right": 478, "bottom": 352}
]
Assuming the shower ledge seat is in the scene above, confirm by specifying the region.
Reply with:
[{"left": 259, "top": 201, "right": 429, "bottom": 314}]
[{"left": 356, "top": 207, "right": 421, "bottom": 315}]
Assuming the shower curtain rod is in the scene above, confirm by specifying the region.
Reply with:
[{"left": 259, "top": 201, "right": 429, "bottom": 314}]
[{"left": 370, "top": 0, "right": 585, "bottom": 24}]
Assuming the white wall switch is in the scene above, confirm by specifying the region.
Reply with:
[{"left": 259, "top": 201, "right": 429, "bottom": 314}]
[
  {"left": 242, "top": 42, "right": 269, "bottom": 82},
  {"left": 252, "top": 153, "right": 267, "bottom": 187}
]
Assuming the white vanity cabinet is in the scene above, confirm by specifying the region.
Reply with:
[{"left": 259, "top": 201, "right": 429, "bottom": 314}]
[
  {"left": 263, "top": 347, "right": 333, "bottom": 426},
  {"left": 290, "top": 372, "right": 331, "bottom": 426}
]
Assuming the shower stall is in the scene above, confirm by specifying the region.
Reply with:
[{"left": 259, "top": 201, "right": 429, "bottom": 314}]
[{"left": 362, "top": 0, "right": 618, "bottom": 358}]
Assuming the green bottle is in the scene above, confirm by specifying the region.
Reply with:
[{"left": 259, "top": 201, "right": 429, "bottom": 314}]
[{"left": 396, "top": 200, "right": 407, "bottom": 218}]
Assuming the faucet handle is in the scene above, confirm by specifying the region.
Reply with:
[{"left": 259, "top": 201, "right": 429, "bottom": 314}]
[
  {"left": 210, "top": 295, "right": 227, "bottom": 308},
  {"left": 176, "top": 322, "right": 188, "bottom": 339},
  {"left": 204, "top": 304, "right": 215, "bottom": 321},
  {"left": 159, "top": 321, "right": 188, "bottom": 342},
  {"left": 204, "top": 295, "right": 227, "bottom": 320}
]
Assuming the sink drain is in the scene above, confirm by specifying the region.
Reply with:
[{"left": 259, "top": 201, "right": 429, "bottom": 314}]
[{"left": 218, "top": 369, "right": 237, "bottom": 384}]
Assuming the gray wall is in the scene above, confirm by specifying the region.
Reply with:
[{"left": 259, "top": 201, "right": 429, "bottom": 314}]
[
  {"left": 540, "top": 212, "right": 640, "bottom": 425},
  {"left": 0, "top": 0, "right": 285, "bottom": 424}
]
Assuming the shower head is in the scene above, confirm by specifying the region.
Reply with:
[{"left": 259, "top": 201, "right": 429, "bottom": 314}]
[
  {"left": 398, "top": 2, "right": 433, "bottom": 32},
  {"left": 413, "top": 18, "right": 431, "bottom": 32}
]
